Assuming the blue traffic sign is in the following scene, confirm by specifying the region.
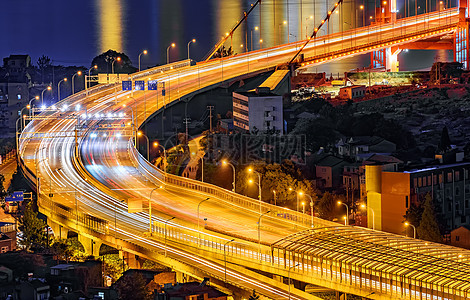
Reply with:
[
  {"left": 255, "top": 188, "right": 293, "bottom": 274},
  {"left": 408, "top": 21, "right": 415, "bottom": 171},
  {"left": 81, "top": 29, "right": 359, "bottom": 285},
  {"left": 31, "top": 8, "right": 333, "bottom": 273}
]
[
  {"left": 134, "top": 80, "right": 145, "bottom": 91},
  {"left": 148, "top": 80, "right": 158, "bottom": 90},
  {"left": 5, "top": 191, "right": 24, "bottom": 202},
  {"left": 122, "top": 81, "right": 132, "bottom": 91}
]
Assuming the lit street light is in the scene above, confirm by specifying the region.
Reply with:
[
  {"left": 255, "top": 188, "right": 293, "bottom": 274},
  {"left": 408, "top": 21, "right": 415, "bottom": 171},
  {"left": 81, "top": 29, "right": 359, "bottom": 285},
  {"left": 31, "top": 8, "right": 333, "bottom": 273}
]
[
  {"left": 337, "top": 201, "right": 349, "bottom": 225},
  {"left": 250, "top": 26, "right": 259, "bottom": 51},
  {"left": 257, "top": 210, "right": 270, "bottom": 261},
  {"left": 224, "top": 239, "right": 235, "bottom": 282},
  {"left": 138, "top": 50, "right": 148, "bottom": 72},
  {"left": 361, "top": 204, "right": 375, "bottom": 230},
  {"left": 187, "top": 39, "right": 196, "bottom": 60},
  {"left": 58, "top": 78, "right": 67, "bottom": 101},
  {"left": 41, "top": 86, "right": 52, "bottom": 106},
  {"left": 221, "top": 160, "right": 236, "bottom": 192},
  {"left": 72, "top": 71, "right": 82, "bottom": 94},
  {"left": 87, "top": 65, "right": 98, "bottom": 90},
  {"left": 272, "top": 190, "right": 277, "bottom": 206},
  {"left": 197, "top": 197, "right": 210, "bottom": 245},
  {"left": 405, "top": 221, "right": 416, "bottom": 238},
  {"left": 167, "top": 43, "right": 176, "bottom": 64},
  {"left": 28, "top": 96, "right": 39, "bottom": 117},
  {"left": 112, "top": 57, "right": 121, "bottom": 74},
  {"left": 137, "top": 131, "right": 150, "bottom": 161},
  {"left": 247, "top": 167, "right": 262, "bottom": 214},
  {"left": 153, "top": 142, "right": 167, "bottom": 172},
  {"left": 299, "top": 192, "right": 314, "bottom": 227}
]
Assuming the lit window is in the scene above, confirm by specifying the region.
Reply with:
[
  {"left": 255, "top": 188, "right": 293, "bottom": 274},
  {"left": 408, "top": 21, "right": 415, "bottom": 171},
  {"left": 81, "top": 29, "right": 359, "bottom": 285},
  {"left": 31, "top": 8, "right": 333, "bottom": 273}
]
[{"left": 17, "top": 94, "right": 21, "bottom": 100}]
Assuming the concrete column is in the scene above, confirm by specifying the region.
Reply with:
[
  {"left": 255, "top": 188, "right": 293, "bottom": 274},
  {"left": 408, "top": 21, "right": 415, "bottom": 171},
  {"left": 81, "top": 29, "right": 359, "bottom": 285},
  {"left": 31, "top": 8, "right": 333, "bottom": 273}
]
[
  {"left": 386, "top": 47, "right": 402, "bottom": 72},
  {"left": 78, "top": 235, "right": 101, "bottom": 257},
  {"left": 120, "top": 251, "right": 143, "bottom": 269},
  {"left": 47, "top": 220, "right": 68, "bottom": 239}
]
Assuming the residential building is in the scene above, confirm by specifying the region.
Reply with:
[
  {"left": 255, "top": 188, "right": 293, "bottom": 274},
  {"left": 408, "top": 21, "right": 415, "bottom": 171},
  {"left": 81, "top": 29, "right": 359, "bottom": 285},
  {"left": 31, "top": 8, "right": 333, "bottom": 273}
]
[
  {"left": 338, "top": 85, "right": 366, "bottom": 100},
  {"left": 450, "top": 225, "right": 470, "bottom": 249},
  {"left": 337, "top": 136, "right": 396, "bottom": 161},
  {"left": 314, "top": 155, "right": 348, "bottom": 189},
  {"left": 233, "top": 88, "right": 283, "bottom": 134},
  {"left": 157, "top": 278, "right": 227, "bottom": 300},
  {"left": 365, "top": 162, "right": 470, "bottom": 235},
  {"left": 0, "top": 223, "right": 16, "bottom": 253}
]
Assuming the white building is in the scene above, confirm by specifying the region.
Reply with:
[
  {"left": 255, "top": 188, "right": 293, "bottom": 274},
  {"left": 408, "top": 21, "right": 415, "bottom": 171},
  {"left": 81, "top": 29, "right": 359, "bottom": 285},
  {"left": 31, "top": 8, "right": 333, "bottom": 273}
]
[{"left": 232, "top": 87, "right": 283, "bottom": 134}]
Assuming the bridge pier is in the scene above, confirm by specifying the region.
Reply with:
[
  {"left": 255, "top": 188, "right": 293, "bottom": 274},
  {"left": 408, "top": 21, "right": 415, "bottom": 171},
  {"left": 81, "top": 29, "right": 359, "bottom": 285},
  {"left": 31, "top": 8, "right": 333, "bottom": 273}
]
[
  {"left": 119, "top": 250, "right": 143, "bottom": 269},
  {"left": 47, "top": 219, "right": 68, "bottom": 239},
  {"left": 78, "top": 235, "right": 101, "bottom": 257},
  {"left": 455, "top": 0, "right": 470, "bottom": 69}
]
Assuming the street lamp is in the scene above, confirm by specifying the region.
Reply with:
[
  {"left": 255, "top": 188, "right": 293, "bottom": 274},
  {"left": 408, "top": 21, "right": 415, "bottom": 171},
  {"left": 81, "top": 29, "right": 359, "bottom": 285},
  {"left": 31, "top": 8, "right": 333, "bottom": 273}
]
[
  {"left": 247, "top": 167, "right": 262, "bottom": 214},
  {"left": 167, "top": 43, "right": 176, "bottom": 64},
  {"left": 41, "top": 86, "right": 52, "bottom": 106},
  {"left": 137, "top": 131, "right": 150, "bottom": 161},
  {"left": 164, "top": 216, "right": 175, "bottom": 257},
  {"left": 221, "top": 160, "right": 236, "bottom": 192},
  {"left": 187, "top": 39, "right": 196, "bottom": 60},
  {"left": 360, "top": 204, "right": 375, "bottom": 230},
  {"left": 360, "top": 5, "right": 365, "bottom": 27},
  {"left": 288, "top": 263, "right": 300, "bottom": 300},
  {"left": 138, "top": 50, "right": 148, "bottom": 72},
  {"left": 250, "top": 26, "right": 259, "bottom": 51},
  {"left": 224, "top": 239, "right": 235, "bottom": 282},
  {"left": 58, "top": 78, "right": 67, "bottom": 101},
  {"left": 28, "top": 96, "right": 40, "bottom": 117},
  {"left": 111, "top": 57, "right": 121, "bottom": 74},
  {"left": 72, "top": 71, "right": 82, "bottom": 94},
  {"left": 257, "top": 210, "right": 270, "bottom": 261},
  {"left": 299, "top": 192, "right": 314, "bottom": 226},
  {"left": 87, "top": 65, "right": 98, "bottom": 90},
  {"left": 301, "top": 202, "right": 306, "bottom": 214},
  {"left": 272, "top": 190, "right": 277, "bottom": 206},
  {"left": 405, "top": 221, "right": 416, "bottom": 238},
  {"left": 197, "top": 197, "right": 210, "bottom": 245},
  {"left": 153, "top": 142, "right": 167, "bottom": 172},
  {"left": 337, "top": 201, "right": 349, "bottom": 225}
]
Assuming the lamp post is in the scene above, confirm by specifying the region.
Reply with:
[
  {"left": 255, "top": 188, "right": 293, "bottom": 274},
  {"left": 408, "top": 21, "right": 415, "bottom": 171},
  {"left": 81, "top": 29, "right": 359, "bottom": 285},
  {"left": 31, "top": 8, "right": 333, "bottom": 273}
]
[
  {"left": 250, "top": 26, "right": 259, "bottom": 51},
  {"left": 337, "top": 201, "right": 349, "bottom": 225},
  {"left": 361, "top": 204, "right": 375, "bottom": 230},
  {"left": 138, "top": 50, "right": 148, "bottom": 72},
  {"left": 41, "top": 86, "right": 52, "bottom": 106},
  {"left": 164, "top": 216, "right": 175, "bottom": 257},
  {"left": 149, "top": 187, "right": 162, "bottom": 234},
  {"left": 28, "top": 96, "right": 39, "bottom": 117},
  {"left": 112, "top": 57, "right": 121, "bottom": 74},
  {"left": 288, "top": 263, "right": 300, "bottom": 300},
  {"left": 72, "top": 71, "right": 82, "bottom": 94},
  {"left": 247, "top": 168, "right": 262, "bottom": 214},
  {"left": 299, "top": 192, "right": 314, "bottom": 226},
  {"left": 197, "top": 197, "right": 210, "bottom": 245},
  {"left": 137, "top": 131, "right": 150, "bottom": 160},
  {"left": 167, "top": 43, "right": 176, "bottom": 64},
  {"left": 153, "top": 142, "right": 167, "bottom": 172},
  {"left": 405, "top": 222, "right": 416, "bottom": 238},
  {"left": 224, "top": 239, "right": 235, "bottom": 282},
  {"left": 222, "top": 160, "right": 236, "bottom": 192},
  {"left": 301, "top": 202, "right": 306, "bottom": 214},
  {"left": 187, "top": 39, "right": 196, "bottom": 60},
  {"left": 258, "top": 210, "right": 271, "bottom": 261},
  {"left": 87, "top": 65, "right": 98, "bottom": 90},
  {"left": 360, "top": 5, "right": 365, "bottom": 27},
  {"left": 58, "top": 78, "right": 67, "bottom": 101},
  {"left": 272, "top": 190, "right": 277, "bottom": 206}
]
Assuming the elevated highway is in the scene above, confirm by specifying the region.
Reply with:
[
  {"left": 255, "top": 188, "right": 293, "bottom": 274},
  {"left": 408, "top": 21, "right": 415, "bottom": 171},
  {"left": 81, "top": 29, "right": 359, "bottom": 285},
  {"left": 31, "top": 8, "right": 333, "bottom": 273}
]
[{"left": 17, "top": 7, "right": 470, "bottom": 300}]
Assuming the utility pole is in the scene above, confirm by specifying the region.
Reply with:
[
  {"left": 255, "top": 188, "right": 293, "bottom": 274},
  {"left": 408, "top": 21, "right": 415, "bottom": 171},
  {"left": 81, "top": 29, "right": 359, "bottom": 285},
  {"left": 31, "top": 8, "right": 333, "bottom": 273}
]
[
  {"left": 207, "top": 106, "right": 214, "bottom": 133},
  {"left": 183, "top": 118, "right": 191, "bottom": 144}
]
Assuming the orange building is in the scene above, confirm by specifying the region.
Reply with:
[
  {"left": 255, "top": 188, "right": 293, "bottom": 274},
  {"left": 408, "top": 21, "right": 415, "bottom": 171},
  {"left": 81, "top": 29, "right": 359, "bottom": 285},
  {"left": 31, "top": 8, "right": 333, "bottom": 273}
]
[{"left": 365, "top": 162, "right": 470, "bottom": 235}]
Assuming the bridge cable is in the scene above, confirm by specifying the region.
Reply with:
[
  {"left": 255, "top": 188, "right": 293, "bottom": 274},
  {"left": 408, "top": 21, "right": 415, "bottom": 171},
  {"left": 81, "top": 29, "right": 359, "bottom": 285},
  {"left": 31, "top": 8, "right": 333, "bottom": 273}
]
[
  {"left": 287, "top": 0, "right": 344, "bottom": 66},
  {"left": 203, "top": 0, "right": 262, "bottom": 61}
]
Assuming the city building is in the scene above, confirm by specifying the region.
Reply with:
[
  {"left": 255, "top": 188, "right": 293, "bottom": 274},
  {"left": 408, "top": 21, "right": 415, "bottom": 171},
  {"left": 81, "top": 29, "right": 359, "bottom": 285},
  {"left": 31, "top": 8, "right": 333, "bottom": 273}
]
[
  {"left": 337, "top": 136, "right": 396, "bottom": 161},
  {"left": 450, "top": 225, "right": 470, "bottom": 249},
  {"left": 338, "top": 85, "right": 366, "bottom": 100},
  {"left": 233, "top": 87, "right": 283, "bottom": 134},
  {"left": 157, "top": 278, "right": 227, "bottom": 300},
  {"left": 0, "top": 223, "right": 16, "bottom": 253},
  {"left": 365, "top": 162, "right": 470, "bottom": 235},
  {"left": 314, "top": 154, "right": 348, "bottom": 189}
]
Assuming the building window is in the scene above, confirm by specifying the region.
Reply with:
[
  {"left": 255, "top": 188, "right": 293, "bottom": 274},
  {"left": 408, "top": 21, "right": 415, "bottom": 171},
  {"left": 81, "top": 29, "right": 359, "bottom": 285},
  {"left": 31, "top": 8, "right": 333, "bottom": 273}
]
[
  {"left": 448, "top": 172, "right": 452, "bottom": 182},
  {"left": 433, "top": 175, "right": 437, "bottom": 185},
  {"left": 439, "top": 174, "right": 443, "bottom": 184},
  {"left": 1, "top": 246, "right": 8, "bottom": 253},
  {"left": 405, "top": 196, "right": 409, "bottom": 208},
  {"left": 461, "top": 215, "right": 466, "bottom": 223},
  {"left": 428, "top": 176, "right": 432, "bottom": 186},
  {"left": 17, "top": 94, "right": 21, "bottom": 100},
  {"left": 456, "top": 235, "right": 460, "bottom": 241},
  {"left": 413, "top": 178, "right": 418, "bottom": 188},
  {"left": 418, "top": 177, "right": 422, "bottom": 187},
  {"left": 423, "top": 177, "right": 427, "bottom": 186},
  {"left": 456, "top": 171, "right": 460, "bottom": 181}
]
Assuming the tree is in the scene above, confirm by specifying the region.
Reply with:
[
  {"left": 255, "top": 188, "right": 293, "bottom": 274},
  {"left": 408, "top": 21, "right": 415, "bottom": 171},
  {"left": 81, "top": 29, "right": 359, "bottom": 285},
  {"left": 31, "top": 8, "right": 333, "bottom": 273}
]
[
  {"left": 37, "top": 55, "right": 51, "bottom": 83},
  {"left": 0, "top": 174, "right": 6, "bottom": 200},
  {"left": 91, "top": 49, "right": 137, "bottom": 74},
  {"left": 437, "top": 126, "right": 451, "bottom": 153},
  {"left": 248, "top": 290, "right": 259, "bottom": 300},
  {"left": 318, "top": 192, "right": 336, "bottom": 220},
  {"left": 19, "top": 202, "right": 48, "bottom": 251},
  {"left": 417, "top": 194, "right": 442, "bottom": 243},
  {"left": 115, "top": 272, "right": 152, "bottom": 300}
]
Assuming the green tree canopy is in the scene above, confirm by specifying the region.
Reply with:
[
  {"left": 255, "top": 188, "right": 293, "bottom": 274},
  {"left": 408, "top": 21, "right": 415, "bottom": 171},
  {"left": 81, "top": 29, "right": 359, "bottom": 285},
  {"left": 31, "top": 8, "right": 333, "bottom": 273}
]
[
  {"left": 115, "top": 272, "right": 152, "bottom": 300},
  {"left": 417, "top": 193, "right": 442, "bottom": 243},
  {"left": 91, "top": 49, "right": 137, "bottom": 74},
  {"left": 211, "top": 46, "right": 234, "bottom": 58},
  {"left": 318, "top": 192, "right": 335, "bottom": 220},
  {"left": 19, "top": 202, "right": 48, "bottom": 251}
]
